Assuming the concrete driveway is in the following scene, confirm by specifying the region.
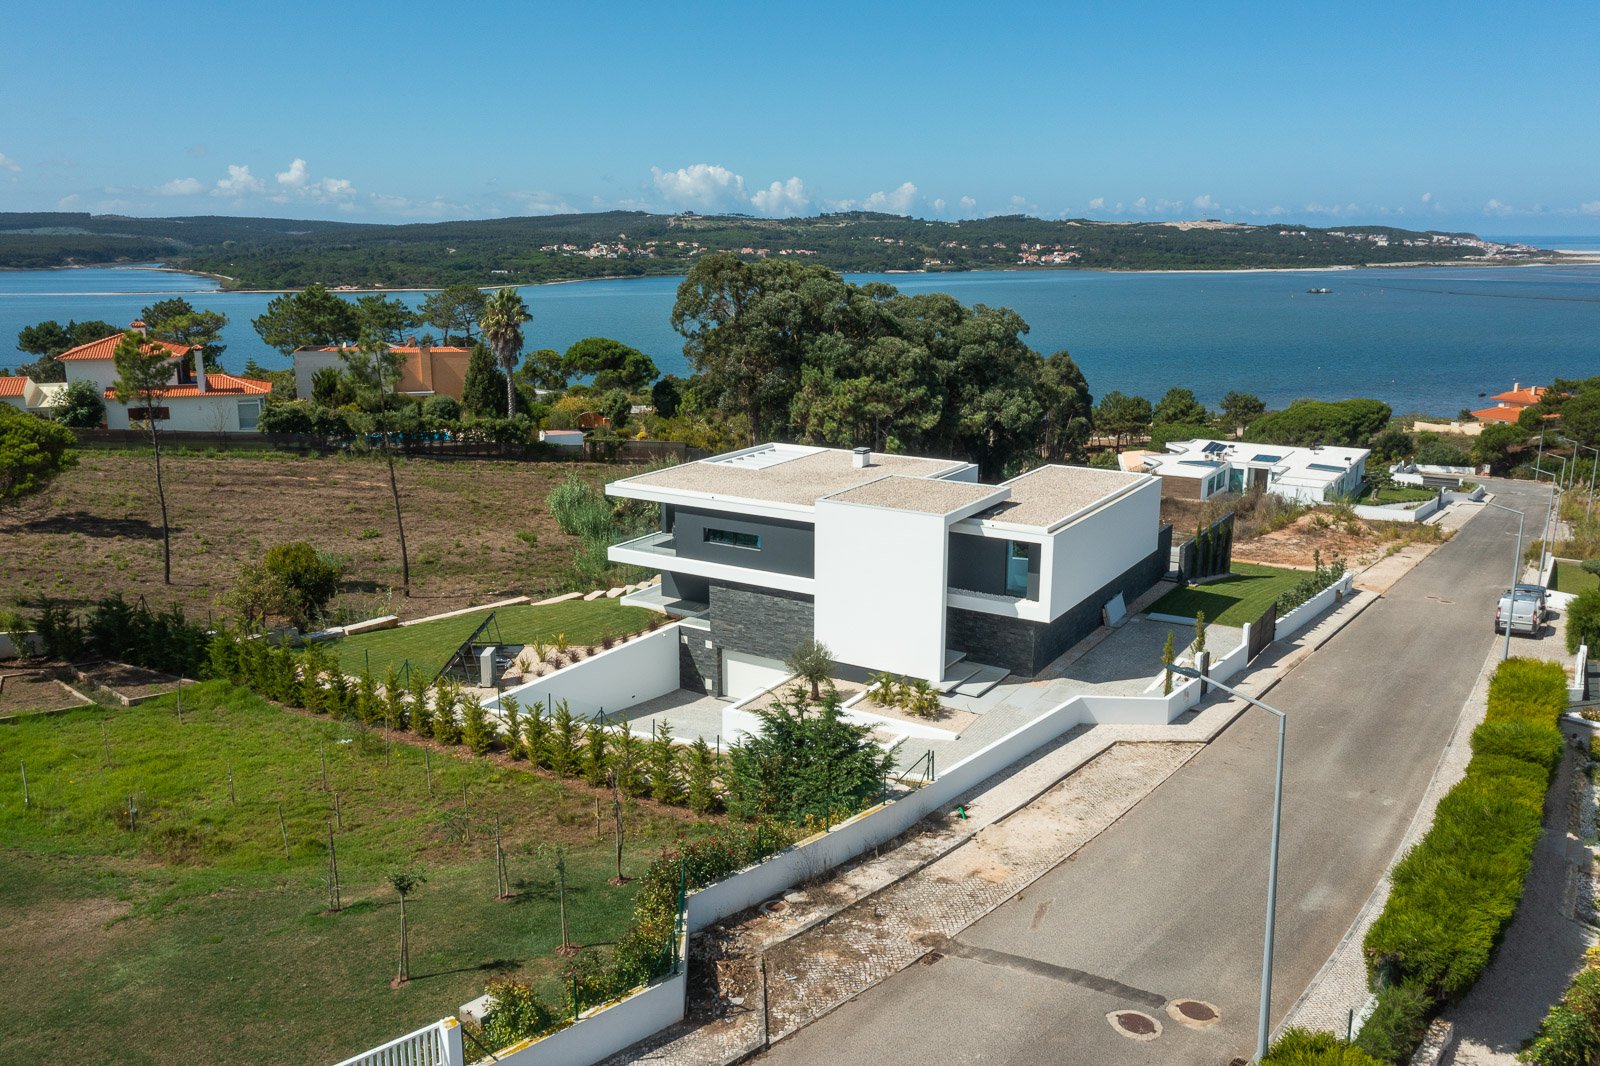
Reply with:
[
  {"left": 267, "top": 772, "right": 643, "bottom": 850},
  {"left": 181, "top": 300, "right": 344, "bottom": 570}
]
[{"left": 757, "top": 478, "right": 1549, "bottom": 1065}]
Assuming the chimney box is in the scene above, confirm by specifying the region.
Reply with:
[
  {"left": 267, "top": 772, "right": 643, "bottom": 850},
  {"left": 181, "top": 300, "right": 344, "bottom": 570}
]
[
  {"left": 852, "top": 447, "right": 871, "bottom": 469},
  {"left": 193, "top": 348, "right": 207, "bottom": 394}
]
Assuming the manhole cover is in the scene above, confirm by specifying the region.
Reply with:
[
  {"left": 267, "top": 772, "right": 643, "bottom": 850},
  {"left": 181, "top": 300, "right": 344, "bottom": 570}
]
[
  {"left": 1107, "top": 1010, "right": 1162, "bottom": 1041},
  {"left": 1167, "top": 999, "right": 1220, "bottom": 1028},
  {"left": 759, "top": 899, "right": 787, "bottom": 916},
  {"left": 921, "top": 951, "right": 945, "bottom": 966}
]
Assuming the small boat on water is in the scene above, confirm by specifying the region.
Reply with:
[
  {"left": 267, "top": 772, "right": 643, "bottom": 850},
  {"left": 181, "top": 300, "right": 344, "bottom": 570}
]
[{"left": 1306, "top": 287, "right": 1333, "bottom": 294}]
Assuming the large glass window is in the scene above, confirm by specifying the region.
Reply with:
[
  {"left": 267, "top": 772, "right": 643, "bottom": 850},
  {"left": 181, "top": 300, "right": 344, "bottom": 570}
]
[
  {"left": 1006, "top": 541, "right": 1031, "bottom": 597},
  {"left": 237, "top": 400, "right": 262, "bottom": 431},
  {"left": 705, "top": 528, "right": 760, "bottom": 550}
]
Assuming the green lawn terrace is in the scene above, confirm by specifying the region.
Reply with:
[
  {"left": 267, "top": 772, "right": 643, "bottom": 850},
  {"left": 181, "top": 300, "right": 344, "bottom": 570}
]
[
  {"left": 1144, "top": 562, "right": 1311, "bottom": 628},
  {"left": 1550, "top": 559, "right": 1598, "bottom": 596},
  {"left": 0, "top": 681, "right": 709, "bottom": 1066},
  {"left": 328, "top": 598, "right": 659, "bottom": 684}
]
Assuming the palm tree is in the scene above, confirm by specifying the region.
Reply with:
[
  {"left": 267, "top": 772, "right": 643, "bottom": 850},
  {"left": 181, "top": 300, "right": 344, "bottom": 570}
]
[{"left": 479, "top": 286, "right": 531, "bottom": 419}]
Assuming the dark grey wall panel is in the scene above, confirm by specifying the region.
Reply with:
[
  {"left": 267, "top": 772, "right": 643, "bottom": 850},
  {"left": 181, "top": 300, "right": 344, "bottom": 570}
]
[
  {"left": 948, "top": 533, "right": 1008, "bottom": 594},
  {"left": 679, "top": 628, "right": 720, "bottom": 692},
  {"left": 671, "top": 506, "right": 815, "bottom": 578},
  {"left": 661, "top": 571, "right": 710, "bottom": 605},
  {"left": 709, "top": 580, "right": 815, "bottom": 662}
]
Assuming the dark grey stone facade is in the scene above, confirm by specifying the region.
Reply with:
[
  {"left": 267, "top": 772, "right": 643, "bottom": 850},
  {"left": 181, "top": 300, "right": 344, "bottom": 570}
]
[
  {"left": 678, "top": 628, "right": 720, "bottom": 692},
  {"left": 948, "top": 524, "right": 1173, "bottom": 676},
  {"left": 708, "top": 580, "right": 815, "bottom": 663}
]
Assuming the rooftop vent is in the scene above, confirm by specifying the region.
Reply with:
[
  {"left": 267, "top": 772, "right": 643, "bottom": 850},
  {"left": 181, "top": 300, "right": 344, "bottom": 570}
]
[{"left": 852, "top": 447, "right": 872, "bottom": 469}]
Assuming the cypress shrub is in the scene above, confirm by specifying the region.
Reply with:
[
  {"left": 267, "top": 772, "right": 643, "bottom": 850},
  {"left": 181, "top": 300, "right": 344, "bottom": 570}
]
[
  {"left": 686, "top": 738, "right": 720, "bottom": 814},
  {"left": 582, "top": 718, "right": 609, "bottom": 786},
  {"left": 408, "top": 671, "right": 433, "bottom": 735},
  {"left": 500, "top": 695, "right": 523, "bottom": 758},
  {"left": 647, "top": 720, "right": 682, "bottom": 805},
  {"left": 523, "top": 701, "right": 551, "bottom": 768},
  {"left": 382, "top": 666, "right": 408, "bottom": 730},
  {"left": 431, "top": 679, "right": 461, "bottom": 745},
  {"left": 1352, "top": 982, "right": 1432, "bottom": 1063},
  {"left": 461, "top": 693, "right": 495, "bottom": 755},
  {"left": 548, "top": 701, "right": 581, "bottom": 776}
]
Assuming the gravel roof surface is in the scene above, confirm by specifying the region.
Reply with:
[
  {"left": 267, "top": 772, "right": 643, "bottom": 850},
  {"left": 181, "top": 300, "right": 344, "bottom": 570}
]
[
  {"left": 824, "top": 476, "right": 1007, "bottom": 515},
  {"left": 617, "top": 448, "right": 969, "bottom": 507},
  {"left": 980, "top": 465, "right": 1149, "bottom": 529}
]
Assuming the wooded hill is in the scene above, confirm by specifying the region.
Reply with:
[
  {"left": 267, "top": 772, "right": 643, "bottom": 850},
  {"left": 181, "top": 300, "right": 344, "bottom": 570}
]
[{"left": 0, "top": 209, "right": 1534, "bottom": 289}]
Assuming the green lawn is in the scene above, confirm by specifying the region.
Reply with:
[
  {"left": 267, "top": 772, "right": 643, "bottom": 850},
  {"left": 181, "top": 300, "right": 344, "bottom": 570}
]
[
  {"left": 0, "top": 682, "right": 704, "bottom": 1066},
  {"left": 1145, "top": 562, "right": 1310, "bottom": 627},
  {"left": 330, "top": 598, "right": 657, "bottom": 680},
  {"left": 1360, "top": 485, "right": 1437, "bottom": 505},
  {"left": 1551, "top": 560, "right": 1598, "bottom": 595}
]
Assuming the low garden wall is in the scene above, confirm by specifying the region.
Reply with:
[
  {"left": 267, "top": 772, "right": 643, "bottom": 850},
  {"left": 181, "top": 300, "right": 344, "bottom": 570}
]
[
  {"left": 1351, "top": 496, "right": 1443, "bottom": 524},
  {"left": 1275, "top": 572, "right": 1354, "bottom": 641},
  {"left": 487, "top": 625, "right": 681, "bottom": 721}
]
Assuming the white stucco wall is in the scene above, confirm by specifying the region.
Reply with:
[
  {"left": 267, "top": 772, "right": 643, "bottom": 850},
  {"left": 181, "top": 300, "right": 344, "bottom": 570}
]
[
  {"left": 487, "top": 625, "right": 681, "bottom": 721},
  {"left": 292, "top": 349, "right": 344, "bottom": 400},
  {"left": 104, "top": 395, "right": 264, "bottom": 432},
  {"left": 63, "top": 359, "right": 120, "bottom": 392},
  {"left": 814, "top": 500, "right": 948, "bottom": 681},
  {"left": 1042, "top": 477, "right": 1161, "bottom": 620}
]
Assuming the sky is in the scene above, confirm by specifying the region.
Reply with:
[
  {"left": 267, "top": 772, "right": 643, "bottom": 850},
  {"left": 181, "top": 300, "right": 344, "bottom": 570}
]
[{"left": 3, "top": 1, "right": 1599, "bottom": 234}]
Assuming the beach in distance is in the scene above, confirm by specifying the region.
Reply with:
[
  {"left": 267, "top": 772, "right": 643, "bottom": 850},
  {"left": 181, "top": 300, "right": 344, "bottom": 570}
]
[{"left": 3, "top": 254, "right": 1597, "bottom": 415}]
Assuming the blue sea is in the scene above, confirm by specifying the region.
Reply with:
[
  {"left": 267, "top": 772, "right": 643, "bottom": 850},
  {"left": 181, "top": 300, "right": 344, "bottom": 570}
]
[{"left": 3, "top": 246, "right": 1598, "bottom": 415}]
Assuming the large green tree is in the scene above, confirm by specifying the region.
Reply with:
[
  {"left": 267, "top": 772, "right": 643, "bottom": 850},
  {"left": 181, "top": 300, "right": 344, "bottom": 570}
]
[
  {"left": 112, "top": 333, "right": 178, "bottom": 583},
  {"left": 1219, "top": 390, "right": 1266, "bottom": 434},
  {"left": 419, "top": 284, "right": 486, "bottom": 345},
  {"left": 479, "top": 287, "right": 531, "bottom": 417},
  {"left": 1094, "top": 391, "right": 1154, "bottom": 449},
  {"left": 354, "top": 294, "right": 421, "bottom": 343},
  {"left": 1039, "top": 350, "right": 1094, "bottom": 462},
  {"left": 0, "top": 402, "right": 77, "bottom": 510},
  {"left": 252, "top": 283, "right": 361, "bottom": 354},
  {"left": 1152, "top": 387, "right": 1208, "bottom": 426},
  {"left": 461, "top": 343, "right": 508, "bottom": 417},
  {"left": 142, "top": 298, "right": 228, "bottom": 371},
  {"left": 52, "top": 379, "right": 106, "bottom": 428},
  {"left": 564, "top": 337, "right": 659, "bottom": 394},
  {"left": 1244, "top": 398, "right": 1391, "bottom": 447}
]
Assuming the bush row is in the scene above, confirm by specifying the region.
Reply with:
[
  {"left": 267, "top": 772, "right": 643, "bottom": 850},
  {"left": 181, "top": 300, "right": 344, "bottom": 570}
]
[
  {"left": 1275, "top": 550, "right": 1347, "bottom": 616},
  {"left": 205, "top": 635, "right": 726, "bottom": 814},
  {"left": 1359, "top": 657, "right": 1568, "bottom": 1061},
  {"left": 34, "top": 595, "right": 210, "bottom": 678}
]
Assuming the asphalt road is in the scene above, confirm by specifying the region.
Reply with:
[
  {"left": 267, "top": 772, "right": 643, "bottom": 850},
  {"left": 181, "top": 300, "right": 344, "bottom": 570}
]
[{"left": 759, "top": 480, "right": 1551, "bottom": 1066}]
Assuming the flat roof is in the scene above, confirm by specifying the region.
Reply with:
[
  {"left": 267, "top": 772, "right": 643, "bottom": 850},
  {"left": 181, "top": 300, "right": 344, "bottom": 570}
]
[
  {"left": 824, "top": 475, "right": 1006, "bottom": 516},
  {"left": 976, "top": 464, "right": 1150, "bottom": 530},
  {"left": 612, "top": 444, "right": 971, "bottom": 508}
]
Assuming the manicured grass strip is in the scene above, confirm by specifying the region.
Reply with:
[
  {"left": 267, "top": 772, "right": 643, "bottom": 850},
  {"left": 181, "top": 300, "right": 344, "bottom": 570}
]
[
  {"left": 1361, "top": 485, "right": 1437, "bottom": 505},
  {"left": 330, "top": 599, "right": 657, "bottom": 680},
  {"left": 1143, "top": 562, "right": 1309, "bottom": 628},
  {"left": 0, "top": 681, "right": 702, "bottom": 1066},
  {"left": 1551, "top": 560, "right": 1599, "bottom": 596},
  {"left": 1358, "top": 657, "right": 1567, "bottom": 1061}
]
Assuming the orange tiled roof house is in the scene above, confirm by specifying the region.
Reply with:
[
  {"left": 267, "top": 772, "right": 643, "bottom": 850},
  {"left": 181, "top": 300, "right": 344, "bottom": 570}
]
[
  {"left": 52, "top": 325, "right": 272, "bottom": 432},
  {"left": 290, "top": 342, "right": 473, "bottom": 402},
  {"left": 1470, "top": 383, "right": 1551, "bottom": 425}
]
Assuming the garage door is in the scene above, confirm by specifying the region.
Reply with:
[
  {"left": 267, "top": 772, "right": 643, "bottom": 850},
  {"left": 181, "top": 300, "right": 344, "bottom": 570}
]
[{"left": 721, "top": 650, "right": 790, "bottom": 699}]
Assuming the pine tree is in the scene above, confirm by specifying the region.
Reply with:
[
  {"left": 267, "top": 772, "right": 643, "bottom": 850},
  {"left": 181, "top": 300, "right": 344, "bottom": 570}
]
[
  {"left": 383, "top": 665, "right": 408, "bottom": 730},
  {"left": 325, "top": 670, "right": 353, "bottom": 720},
  {"left": 609, "top": 722, "right": 645, "bottom": 797},
  {"left": 431, "top": 679, "right": 462, "bottom": 745},
  {"left": 500, "top": 695, "right": 524, "bottom": 759},
  {"left": 549, "top": 700, "right": 581, "bottom": 777},
  {"left": 582, "top": 719, "right": 609, "bottom": 786},
  {"left": 647, "top": 721, "right": 683, "bottom": 804},
  {"left": 523, "top": 701, "right": 550, "bottom": 768},
  {"left": 461, "top": 693, "right": 494, "bottom": 755},
  {"left": 355, "top": 670, "right": 380, "bottom": 725},
  {"left": 408, "top": 671, "right": 433, "bottom": 735},
  {"left": 686, "top": 737, "right": 719, "bottom": 814}
]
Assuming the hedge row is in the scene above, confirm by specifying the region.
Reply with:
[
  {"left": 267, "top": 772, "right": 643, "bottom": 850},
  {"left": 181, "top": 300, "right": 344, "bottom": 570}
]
[{"left": 1359, "top": 657, "right": 1568, "bottom": 1062}]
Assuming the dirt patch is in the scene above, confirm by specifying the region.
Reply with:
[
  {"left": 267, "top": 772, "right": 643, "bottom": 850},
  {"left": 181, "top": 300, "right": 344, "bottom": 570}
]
[
  {"left": 0, "top": 669, "right": 88, "bottom": 716},
  {"left": 75, "top": 661, "right": 185, "bottom": 701},
  {"left": 0, "top": 452, "right": 631, "bottom": 623},
  {"left": 0, "top": 895, "right": 137, "bottom": 968},
  {"left": 1232, "top": 511, "right": 1446, "bottom": 569}
]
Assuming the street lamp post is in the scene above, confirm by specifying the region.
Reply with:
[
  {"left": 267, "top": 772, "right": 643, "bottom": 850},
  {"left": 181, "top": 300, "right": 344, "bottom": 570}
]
[
  {"left": 1170, "top": 663, "right": 1285, "bottom": 1063},
  {"left": 1482, "top": 501, "right": 1525, "bottom": 661},
  {"left": 1533, "top": 463, "right": 1564, "bottom": 578},
  {"left": 1555, "top": 435, "right": 1599, "bottom": 519}
]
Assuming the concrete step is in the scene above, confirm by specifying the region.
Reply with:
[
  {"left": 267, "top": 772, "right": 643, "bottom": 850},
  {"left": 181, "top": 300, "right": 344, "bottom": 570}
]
[
  {"left": 944, "top": 648, "right": 968, "bottom": 670},
  {"left": 937, "top": 661, "right": 983, "bottom": 693},
  {"left": 953, "top": 664, "right": 1009, "bottom": 698}
]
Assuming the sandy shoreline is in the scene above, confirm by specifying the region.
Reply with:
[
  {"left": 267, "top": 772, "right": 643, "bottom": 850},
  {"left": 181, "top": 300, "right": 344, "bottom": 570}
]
[{"left": 6, "top": 255, "right": 1598, "bottom": 295}]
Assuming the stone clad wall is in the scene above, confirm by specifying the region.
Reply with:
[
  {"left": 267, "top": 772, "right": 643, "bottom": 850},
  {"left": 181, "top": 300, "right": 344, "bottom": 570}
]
[{"left": 709, "top": 581, "right": 815, "bottom": 662}]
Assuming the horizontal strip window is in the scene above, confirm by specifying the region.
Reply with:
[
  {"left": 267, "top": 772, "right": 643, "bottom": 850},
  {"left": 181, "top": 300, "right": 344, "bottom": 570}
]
[{"left": 704, "top": 528, "right": 760, "bottom": 550}]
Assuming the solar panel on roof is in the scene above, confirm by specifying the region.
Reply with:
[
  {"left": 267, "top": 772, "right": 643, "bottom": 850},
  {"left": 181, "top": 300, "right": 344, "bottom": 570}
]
[
  {"left": 1251, "top": 453, "right": 1283, "bottom": 463},
  {"left": 1202, "top": 441, "right": 1226, "bottom": 455}
]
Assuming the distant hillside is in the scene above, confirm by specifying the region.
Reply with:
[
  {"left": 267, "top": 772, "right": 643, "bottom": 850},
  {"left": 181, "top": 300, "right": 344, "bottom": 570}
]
[{"left": 0, "top": 210, "right": 1549, "bottom": 289}]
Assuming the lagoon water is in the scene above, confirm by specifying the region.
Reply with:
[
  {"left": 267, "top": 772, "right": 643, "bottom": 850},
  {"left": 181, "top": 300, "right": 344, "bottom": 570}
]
[{"left": 3, "top": 251, "right": 1598, "bottom": 415}]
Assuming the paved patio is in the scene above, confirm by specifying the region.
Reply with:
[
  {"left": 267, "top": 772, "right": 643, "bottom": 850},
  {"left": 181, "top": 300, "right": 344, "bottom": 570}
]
[{"left": 610, "top": 688, "right": 732, "bottom": 746}]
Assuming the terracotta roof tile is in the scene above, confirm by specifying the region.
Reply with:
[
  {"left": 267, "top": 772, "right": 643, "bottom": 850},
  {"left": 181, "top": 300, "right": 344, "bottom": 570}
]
[
  {"left": 101, "top": 373, "right": 273, "bottom": 400},
  {"left": 0, "top": 377, "right": 26, "bottom": 397},
  {"left": 1490, "top": 386, "right": 1546, "bottom": 406},
  {"left": 1471, "top": 406, "right": 1523, "bottom": 423},
  {"left": 57, "top": 333, "right": 193, "bottom": 362}
]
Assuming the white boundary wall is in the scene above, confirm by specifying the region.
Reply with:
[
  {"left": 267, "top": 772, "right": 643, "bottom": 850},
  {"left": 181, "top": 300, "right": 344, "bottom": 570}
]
[
  {"left": 1275, "top": 573, "right": 1354, "bottom": 641},
  {"left": 1352, "top": 496, "right": 1443, "bottom": 524},
  {"left": 487, "top": 626, "right": 680, "bottom": 721},
  {"left": 491, "top": 966, "right": 686, "bottom": 1066}
]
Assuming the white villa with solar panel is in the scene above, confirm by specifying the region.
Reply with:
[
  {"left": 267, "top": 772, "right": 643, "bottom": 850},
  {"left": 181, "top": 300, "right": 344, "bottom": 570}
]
[{"left": 1136, "top": 438, "right": 1369, "bottom": 503}]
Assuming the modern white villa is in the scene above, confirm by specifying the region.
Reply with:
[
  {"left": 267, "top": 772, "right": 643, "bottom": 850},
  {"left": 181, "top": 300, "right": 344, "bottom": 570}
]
[
  {"left": 605, "top": 443, "right": 1173, "bottom": 688},
  {"left": 1139, "top": 438, "right": 1370, "bottom": 504}
]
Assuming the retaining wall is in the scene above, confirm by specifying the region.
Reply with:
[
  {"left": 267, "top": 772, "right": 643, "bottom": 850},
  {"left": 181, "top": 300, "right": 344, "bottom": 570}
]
[
  {"left": 1275, "top": 573, "right": 1355, "bottom": 641},
  {"left": 487, "top": 626, "right": 680, "bottom": 720},
  {"left": 1352, "top": 496, "right": 1443, "bottom": 524}
]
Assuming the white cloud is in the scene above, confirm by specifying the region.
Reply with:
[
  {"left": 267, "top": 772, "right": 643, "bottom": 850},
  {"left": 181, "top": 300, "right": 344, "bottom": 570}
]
[
  {"left": 931, "top": 198, "right": 946, "bottom": 212},
  {"left": 510, "top": 190, "right": 576, "bottom": 215},
  {"left": 276, "top": 158, "right": 309, "bottom": 186},
  {"left": 1421, "top": 191, "right": 1432, "bottom": 203},
  {"left": 1192, "top": 194, "right": 1219, "bottom": 212},
  {"left": 750, "top": 176, "right": 810, "bottom": 215},
  {"left": 213, "top": 164, "right": 266, "bottom": 196},
  {"left": 1088, "top": 197, "right": 1105, "bottom": 210},
  {"left": 959, "top": 195, "right": 976, "bottom": 211},
  {"left": 651, "top": 163, "right": 749, "bottom": 212},
  {"left": 57, "top": 194, "right": 79, "bottom": 208},
  {"left": 157, "top": 177, "right": 203, "bottom": 196},
  {"left": 1582, "top": 201, "right": 1600, "bottom": 216},
  {"left": 862, "top": 182, "right": 918, "bottom": 214},
  {"left": 0, "top": 153, "right": 20, "bottom": 173},
  {"left": 1483, "top": 198, "right": 1513, "bottom": 216}
]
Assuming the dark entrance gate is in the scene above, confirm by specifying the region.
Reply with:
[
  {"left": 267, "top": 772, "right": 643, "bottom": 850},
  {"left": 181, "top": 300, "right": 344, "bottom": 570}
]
[{"left": 1247, "top": 602, "right": 1277, "bottom": 661}]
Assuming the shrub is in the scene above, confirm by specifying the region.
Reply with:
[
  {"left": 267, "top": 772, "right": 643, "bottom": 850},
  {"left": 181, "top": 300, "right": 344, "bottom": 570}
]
[
  {"left": 548, "top": 700, "right": 581, "bottom": 776},
  {"left": 382, "top": 666, "right": 408, "bottom": 730},
  {"left": 686, "top": 737, "right": 719, "bottom": 814},
  {"left": 431, "top": 679, "right": 461, "bottom": 745},
  {"left": 1353, "top": 982, "right": 1432, "bottom": 1063},
  {"left": 407, "top": 671, "right": 433, "bottom": 735},
  {"left": 422, "top": 394, "right": 462, "bottom": 423},
  {"left": 1469, "top": 719, "right": 1563, "bottom": 776},
  {"left": 647, "top": 720, "right": 682, "bottom": 804},
  {"left": 1488, "top": 659, "right": 1570, "bottom": 723},
  {"left": 1262, "top": 1026, "right": 1387, "bottom": 1065},
  {"left": 461, "top": 693, "right": 495, "bottom": 755},
  {"left": 500, "top": 695, "right": 523, "bottom": 757},
  {"left": 1569, "top": 589, "right": 1600, "bottom": 655},
  {"left": 262, "top": 542, "right": 344, "bottom": 630},
  {"left": 1523, "top": 956, "right": 1600, "bottom": 1066},
  {"left": 480, "top": 977, "right": 558, "bottom": 1049},
  {"left": 609, "top": 723, "right": 645, "bottom": 796},
  {"left": 53, "top": 378, "right": 106, "bottom": 428},
  {"left": 582, "top": 719, "right": 609, "bottom": 786}
]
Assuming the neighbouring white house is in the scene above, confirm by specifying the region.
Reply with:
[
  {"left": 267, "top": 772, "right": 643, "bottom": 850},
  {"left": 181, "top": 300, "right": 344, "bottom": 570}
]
[
  {"left": 605, "top": 443, "right": 1172, "bottom": 688},
  {"left": 0, "top": 375, "right": 67, "bottom": 415},
  {"left": 1140, "top": 438, "right": 1369, "bottom": 504},
  {"left": 54, "top": 328, "right": 273, "bottom": 432}
]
